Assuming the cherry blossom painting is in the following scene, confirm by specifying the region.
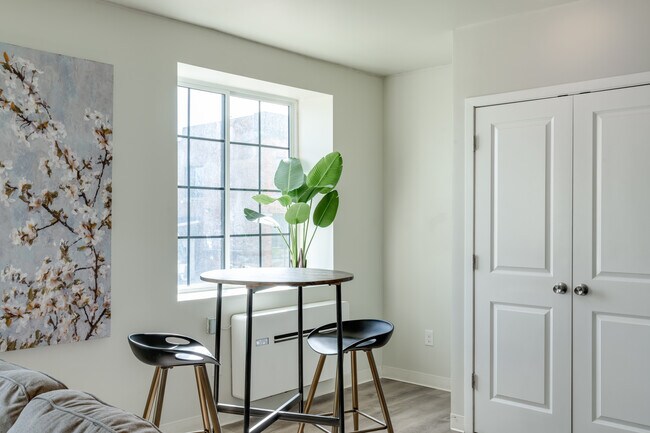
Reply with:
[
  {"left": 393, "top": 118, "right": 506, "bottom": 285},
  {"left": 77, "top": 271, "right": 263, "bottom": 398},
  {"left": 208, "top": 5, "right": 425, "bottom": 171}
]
[{"left": 0, "top": 43, "right": 113, "bottom": 351}]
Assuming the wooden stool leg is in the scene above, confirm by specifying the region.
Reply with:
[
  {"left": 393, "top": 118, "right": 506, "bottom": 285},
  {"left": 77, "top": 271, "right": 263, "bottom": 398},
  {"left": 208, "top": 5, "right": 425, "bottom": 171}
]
[
  {"left": 332, "top": 364, "right": 341, "bottom": 433},
  {"left": 351, "top": 351, "right": 359, "bottom": 431},
  {"left": 195, "top": 366, "right": 211, "bottom": 432},
  {"left": 298, "top": 354, "right": 326, "bottom": 433},
  {"left": 143, "top": 367, "right": 161, "bottom": 420},
  {"left": 366, "top": 351, "right": 394, "bottom": 433},
  {"left": 153, "top": 368, "right": 168, "bottom": 427},
  {"left": 199, "top": 365, "right": 222, "bottom": 433}
]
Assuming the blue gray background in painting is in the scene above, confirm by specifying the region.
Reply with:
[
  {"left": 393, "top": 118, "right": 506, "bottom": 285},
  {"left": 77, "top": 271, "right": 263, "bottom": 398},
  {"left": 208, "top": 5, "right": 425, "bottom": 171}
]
[{"left": 0, "top": 42, "right": 113, "bottom": 349}]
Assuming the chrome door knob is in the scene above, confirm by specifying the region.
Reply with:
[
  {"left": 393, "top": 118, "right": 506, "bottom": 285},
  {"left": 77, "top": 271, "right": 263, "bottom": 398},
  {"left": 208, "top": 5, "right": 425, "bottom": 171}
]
[
  {"left": 574, "top": 284, "right": 589, "bottom": 296},
  {"left": 553, "top": 282, "right": 568, "bottom": 294}
]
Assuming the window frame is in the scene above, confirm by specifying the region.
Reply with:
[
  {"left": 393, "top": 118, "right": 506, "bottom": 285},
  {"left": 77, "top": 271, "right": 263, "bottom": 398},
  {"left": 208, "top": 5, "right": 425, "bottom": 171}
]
[{"left": 177, "top": 78, "right": 298, "bottom": 295}]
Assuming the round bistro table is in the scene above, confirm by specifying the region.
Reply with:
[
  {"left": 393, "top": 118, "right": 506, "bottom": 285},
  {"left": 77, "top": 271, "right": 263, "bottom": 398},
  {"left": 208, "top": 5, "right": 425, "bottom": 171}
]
[{"left": 200, "top": 267, "right": 354, "bottom": 433}]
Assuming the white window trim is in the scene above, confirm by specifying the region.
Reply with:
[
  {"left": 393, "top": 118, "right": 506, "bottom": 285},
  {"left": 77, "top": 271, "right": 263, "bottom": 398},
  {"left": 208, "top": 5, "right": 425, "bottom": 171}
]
[{"left": 177, "top": 78, "right": 298, "bottom": 298}]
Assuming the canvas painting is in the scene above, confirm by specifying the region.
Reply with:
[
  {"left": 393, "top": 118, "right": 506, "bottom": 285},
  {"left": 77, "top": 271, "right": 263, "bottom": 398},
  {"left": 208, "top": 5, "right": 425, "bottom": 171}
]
[{"left": 0, "top": 43, "right": 113, "bottom": 351}]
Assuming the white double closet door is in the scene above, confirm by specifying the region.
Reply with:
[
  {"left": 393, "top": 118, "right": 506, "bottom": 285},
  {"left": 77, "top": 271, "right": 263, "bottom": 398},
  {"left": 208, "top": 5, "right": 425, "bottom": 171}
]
[{"left": 474, "top": 85, "right": 650, "bottom": 433}]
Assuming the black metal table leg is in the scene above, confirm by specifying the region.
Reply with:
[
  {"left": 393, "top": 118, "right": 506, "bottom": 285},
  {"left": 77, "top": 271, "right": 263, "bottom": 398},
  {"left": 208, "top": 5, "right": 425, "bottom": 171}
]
[
  {"left": 297, "top": 286, "right": 304, "bottom": 412},
  {"left": 214, "top": 283, "right": 223, "bottom": 403},
  {"left": 244, "top": 289, "right": 254, "bottom": 432},
  {"left": 335, "top": 283, "right": 345, "bottom": 433}
]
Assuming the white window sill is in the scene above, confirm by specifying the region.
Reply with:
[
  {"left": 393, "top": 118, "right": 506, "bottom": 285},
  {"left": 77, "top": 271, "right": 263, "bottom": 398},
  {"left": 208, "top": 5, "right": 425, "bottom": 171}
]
[{"left": 177, "top": 284, "right": 298, "bottom": 302}]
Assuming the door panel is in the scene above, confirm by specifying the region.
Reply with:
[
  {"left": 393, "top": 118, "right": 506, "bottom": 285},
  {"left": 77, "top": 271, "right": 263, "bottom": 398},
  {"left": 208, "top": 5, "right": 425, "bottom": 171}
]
[
  {"left": 595, "top": 314, "right": 650, "bottom": 429},
  {"left": 595, "top": 105, "right": 650, "bottom": 278},
  {"left": 573, "top": 85, "right": 650, "bottom": 433},
  {"left": 492, "top": 118, "right": 551, "bottom": 273},
  {"left": 475, "top": 97, "right": 573, "bottom": 433},
  {"left": 491, "top": 303, "right": 551, "bottom": 410}
]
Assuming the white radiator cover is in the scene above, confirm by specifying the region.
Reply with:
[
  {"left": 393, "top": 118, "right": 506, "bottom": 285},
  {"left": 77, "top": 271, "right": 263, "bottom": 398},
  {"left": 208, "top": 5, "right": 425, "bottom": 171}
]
[{"left": 231, "top": 300, "right": 350, "bottom": 401}]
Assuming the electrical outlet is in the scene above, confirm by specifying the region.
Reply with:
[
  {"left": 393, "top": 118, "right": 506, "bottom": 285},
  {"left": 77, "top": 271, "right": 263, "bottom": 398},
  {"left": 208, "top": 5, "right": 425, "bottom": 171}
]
[
  {"left": 425, "top": 329, "right": 434, "bottom": 346},
  {"left": 207, "top": 317, "right": 217, "bottom": 335}
]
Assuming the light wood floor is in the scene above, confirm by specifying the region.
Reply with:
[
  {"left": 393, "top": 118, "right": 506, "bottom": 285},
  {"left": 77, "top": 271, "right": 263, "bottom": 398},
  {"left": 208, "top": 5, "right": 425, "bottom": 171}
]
[{"left": 222, "top": 379, "right": 452, "bottom": 433}]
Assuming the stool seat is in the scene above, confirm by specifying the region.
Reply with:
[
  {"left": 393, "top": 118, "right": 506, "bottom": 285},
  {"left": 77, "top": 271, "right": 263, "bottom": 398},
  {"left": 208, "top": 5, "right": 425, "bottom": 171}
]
[
  {"left": 128, "top": 333, "right": 222, "bottom": 432},
  {"left": 307, "top": 319, "right": 394, "bottom": 356},
  {"left": 128, "top": 333, "right": 219, "bottom": 369},
  {"left": 299, "top": 319, "right": 395, "bottom": 433}
]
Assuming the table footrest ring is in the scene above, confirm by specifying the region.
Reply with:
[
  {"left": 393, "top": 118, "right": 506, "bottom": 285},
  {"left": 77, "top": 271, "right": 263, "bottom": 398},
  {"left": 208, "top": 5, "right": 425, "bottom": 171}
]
[{"left": 217, "top": 403, "right": 341, "bottom": 427}]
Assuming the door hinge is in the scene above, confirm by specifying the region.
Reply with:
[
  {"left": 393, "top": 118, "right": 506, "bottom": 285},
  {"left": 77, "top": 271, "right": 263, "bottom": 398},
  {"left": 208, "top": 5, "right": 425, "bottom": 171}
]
[
  {"left": 473, "top": 255, "right": 478, "bottom": 270},
  {"left": 473, "top": 135, "right": 478, "bottom": 152},
  {"left": 471, "top": 373, "right": 477, "bottom": 390}
]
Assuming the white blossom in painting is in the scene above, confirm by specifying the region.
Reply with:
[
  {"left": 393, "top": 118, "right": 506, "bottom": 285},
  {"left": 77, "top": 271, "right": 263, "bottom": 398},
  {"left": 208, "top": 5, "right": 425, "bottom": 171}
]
[{"left": 0, "top": 44, "right": 113, "bottom": 351}]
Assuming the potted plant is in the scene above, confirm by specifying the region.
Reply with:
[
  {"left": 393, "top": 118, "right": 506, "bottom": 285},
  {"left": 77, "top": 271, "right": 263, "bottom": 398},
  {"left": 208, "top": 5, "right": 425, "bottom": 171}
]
[{"left": 244, "top": 151, "right": 342, "bottom": 268}]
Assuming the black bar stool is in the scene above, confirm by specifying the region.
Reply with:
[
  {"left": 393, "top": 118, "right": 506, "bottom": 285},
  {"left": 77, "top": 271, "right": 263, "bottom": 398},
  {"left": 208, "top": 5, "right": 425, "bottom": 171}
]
[
  {"left": 128, "top": 333, "right": 222, "bottom": 433},
  {"left": 298, "top": 319, "right": 395, "bottom": 433}
]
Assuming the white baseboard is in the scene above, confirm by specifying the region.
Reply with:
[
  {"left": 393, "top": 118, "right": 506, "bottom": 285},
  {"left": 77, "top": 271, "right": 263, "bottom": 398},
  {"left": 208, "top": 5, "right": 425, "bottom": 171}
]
[
  {"left": 381, "top": 366, "right": 450, "bottom": 392},
  {"left": 450, "top": 413, "right": 464, "bottom": 432}
]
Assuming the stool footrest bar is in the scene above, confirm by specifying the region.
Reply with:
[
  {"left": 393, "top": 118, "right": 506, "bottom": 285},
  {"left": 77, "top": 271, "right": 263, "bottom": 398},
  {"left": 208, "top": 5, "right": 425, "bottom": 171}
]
[
  {"left": 217, "top": 403, "right": 340, "bottom": 427},
  {"left": 310, "top": 409, "right": 388, "bottom": 433},
  {"left": 249, "top": 393, "right": 301, "bottom": 433},
  {"left": 357, "top": 410, "right": 386, "bottom": 427},
  {"left": 314, "top": 424, "right": 330, "bottom": 433},
  {"left": 350, "top": 427, "right": 387, "bottom": 433}
]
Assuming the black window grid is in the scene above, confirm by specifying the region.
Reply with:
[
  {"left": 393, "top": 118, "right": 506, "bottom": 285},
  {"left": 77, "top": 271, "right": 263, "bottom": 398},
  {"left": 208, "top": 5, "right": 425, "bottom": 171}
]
[{"left": 178, "top": 87, "right": 292, "bottom": 287}]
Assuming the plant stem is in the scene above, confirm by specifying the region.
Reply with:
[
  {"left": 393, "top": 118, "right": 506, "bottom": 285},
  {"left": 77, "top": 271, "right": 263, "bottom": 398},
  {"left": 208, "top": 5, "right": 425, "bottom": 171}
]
[
  {"left": 291, "top": 224, "right": 299, "bottom": 267},
  {"left": 305, "top": 225, "right": 319, "bottom": 257},
  {"left": 275, "top": 227, "right": 290, "bottom": 250},
  {"left": 289, "top": 224, "right": 294, "bottom": 266},
  {"left": 302, "top": 204, "right": 310, "bottom": 263}
]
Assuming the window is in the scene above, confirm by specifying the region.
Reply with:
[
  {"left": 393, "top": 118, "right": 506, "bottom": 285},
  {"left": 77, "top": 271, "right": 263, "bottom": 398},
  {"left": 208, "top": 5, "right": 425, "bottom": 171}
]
[{"left": 177, "top": 84, "right": 293, "bottom": 289}]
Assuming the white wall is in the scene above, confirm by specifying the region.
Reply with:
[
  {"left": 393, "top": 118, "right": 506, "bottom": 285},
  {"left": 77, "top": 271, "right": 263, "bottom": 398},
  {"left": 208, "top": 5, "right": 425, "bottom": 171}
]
[
  {"left": 382, "top": 66, "right": 453, "bottom": 389},
  {"left": 0, "top": 0, "right": 384, "bottom": 427},
  {"left": 451, "top": 0, "right": 650, "bottom": 420}
]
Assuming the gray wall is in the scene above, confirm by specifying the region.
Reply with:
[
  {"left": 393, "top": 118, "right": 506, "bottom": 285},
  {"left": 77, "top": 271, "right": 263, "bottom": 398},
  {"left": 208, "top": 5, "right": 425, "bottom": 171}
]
[
  {"left": 382, "top": 65, "right": 453, "bottom": 388},
  {"left": 451, "top": 0, "right": 650, "bottom": 418},
  {"left": 0, "top": 0, "right": 384, "bottom": 427}
]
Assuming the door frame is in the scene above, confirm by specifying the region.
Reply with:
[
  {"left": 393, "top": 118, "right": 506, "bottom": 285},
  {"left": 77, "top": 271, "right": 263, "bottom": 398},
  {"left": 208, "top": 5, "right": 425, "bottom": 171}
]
[{"left": 463, "top": 70, "right": 650, "bottom": 433}]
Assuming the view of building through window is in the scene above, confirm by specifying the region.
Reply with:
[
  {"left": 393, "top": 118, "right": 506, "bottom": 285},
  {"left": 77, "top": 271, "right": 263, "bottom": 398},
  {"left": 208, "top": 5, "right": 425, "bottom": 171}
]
[{"left": 177, "top": 86, "right": 291, "bottom": 288}]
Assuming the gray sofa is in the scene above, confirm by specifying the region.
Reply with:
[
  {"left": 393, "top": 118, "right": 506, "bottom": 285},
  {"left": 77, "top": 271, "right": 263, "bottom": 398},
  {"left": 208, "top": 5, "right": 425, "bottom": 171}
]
[{"left": 0, "top": 360, "right": 162, "bottom": 433}]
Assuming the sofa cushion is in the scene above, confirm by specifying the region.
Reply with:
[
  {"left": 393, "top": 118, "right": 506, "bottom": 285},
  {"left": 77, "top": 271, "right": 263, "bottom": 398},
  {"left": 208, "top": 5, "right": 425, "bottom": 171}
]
[
  {"left": 0, "top": 360, "right": 67, "bottom": 433},
  {"left": 8, "top": 389, "right": 162, "bottom": 433}
]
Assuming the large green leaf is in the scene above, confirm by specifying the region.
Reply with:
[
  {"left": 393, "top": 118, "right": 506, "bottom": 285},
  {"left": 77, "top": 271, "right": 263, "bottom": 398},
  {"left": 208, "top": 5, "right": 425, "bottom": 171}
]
[
  {"left": 297, "top": 186, "right": 322, "bottom": 203},
  {"left": 253, "top": 193, "right": 292, "bottom": 207},
  {"left": 286, "top": 175, "right": 316, "bottom": 203},
  {"left": 243, "top": 208, "right": 280, "bottom": 228},
  {"left": 284, "top": 203, "right": 311, "bottom": 224},
  {"left": 244, "top": 208, "right": 265, "bottom": 221},
  {"left": 306, "top": 152, "right": 342, "bottom": 189},
  {"left": 277, "top": 195, "right": 293, "bottom": 206},
  {"left": 313, "top": 190, "right": 339, "bottom": 228},
  {"left": 252, "top": 194, "right": 276, "bottom": 205},
  {"left": 258, "top": 216, "right": 280, "bottom": 228},
  {"left": 287, "top": 179, "right": 307, "bottom": 202},
  {"left": 274, "top": 158, "right": 305, "bottom": 192}
]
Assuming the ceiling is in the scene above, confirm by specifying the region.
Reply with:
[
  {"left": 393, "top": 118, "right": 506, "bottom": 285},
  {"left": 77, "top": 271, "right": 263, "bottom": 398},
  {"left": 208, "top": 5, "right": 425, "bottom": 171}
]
[{"left": 104, "top": 0, "right": 577, "bottom": 76}]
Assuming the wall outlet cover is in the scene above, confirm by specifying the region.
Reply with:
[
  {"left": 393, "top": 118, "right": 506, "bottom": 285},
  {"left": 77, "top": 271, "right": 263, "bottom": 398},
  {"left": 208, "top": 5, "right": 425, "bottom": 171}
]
[
  {"left": 425, "top": 329, "right": 434, "bottom": 346},
  {"left": 207, "top": 317, "right": 217, "bottom": 335}
]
